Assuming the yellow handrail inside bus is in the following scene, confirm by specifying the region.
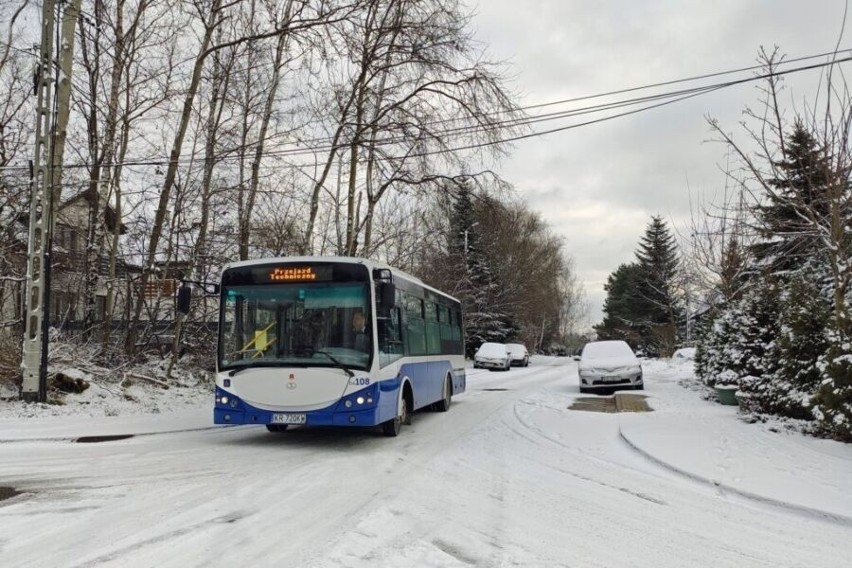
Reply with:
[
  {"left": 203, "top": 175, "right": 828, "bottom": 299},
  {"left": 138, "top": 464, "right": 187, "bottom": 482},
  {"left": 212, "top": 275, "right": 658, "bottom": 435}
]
[{"left": 238, "top": 322, "right": 276, "bottom": 358}]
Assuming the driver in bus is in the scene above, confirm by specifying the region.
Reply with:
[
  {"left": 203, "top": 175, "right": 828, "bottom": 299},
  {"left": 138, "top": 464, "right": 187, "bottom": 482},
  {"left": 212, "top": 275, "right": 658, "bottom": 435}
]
[{"left": 351, "top": 309, "right": 369, "bottom": 352}]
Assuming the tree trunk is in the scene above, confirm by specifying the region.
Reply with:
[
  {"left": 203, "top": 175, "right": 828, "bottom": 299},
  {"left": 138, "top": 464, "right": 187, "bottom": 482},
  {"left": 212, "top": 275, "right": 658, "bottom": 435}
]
[
  {"left": 240, "top": 8, "right": 293, "bottom": 261},
  {"left": 125, "top": 0, "right": 223, "bottom": 354},
  {"left": 167, "top": 42, "right": 233, "bottom": 377}
]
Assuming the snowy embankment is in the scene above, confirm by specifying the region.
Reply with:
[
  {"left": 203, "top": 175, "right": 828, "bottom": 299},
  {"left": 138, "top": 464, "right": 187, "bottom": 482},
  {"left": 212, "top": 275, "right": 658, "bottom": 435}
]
[
  {"left": 0, "top": 356, "right": 212, "bottom": 438},
  {"left": 619, "top": 360, "right": 852, "bottom": 523}
]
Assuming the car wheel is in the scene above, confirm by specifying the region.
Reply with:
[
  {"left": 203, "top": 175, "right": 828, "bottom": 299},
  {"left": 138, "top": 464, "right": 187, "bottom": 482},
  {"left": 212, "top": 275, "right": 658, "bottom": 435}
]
[
  {"left": 434, "top": 375, "right": 452, "bottom": 412},
  {"left": 579, "top": 387, "right": 589, "bottom": 394},
  {"left": 524, "top": 357, "right": 529, "bottom": 367},
  {"left": 266, "top": 424, "right": 288, "bottom": 433}
]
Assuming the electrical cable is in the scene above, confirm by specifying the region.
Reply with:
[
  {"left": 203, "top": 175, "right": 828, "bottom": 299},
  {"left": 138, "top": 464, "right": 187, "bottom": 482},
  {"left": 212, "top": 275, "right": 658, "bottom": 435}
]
[{"left": 0, "top": 50, "right": 850, "bottom": 173}]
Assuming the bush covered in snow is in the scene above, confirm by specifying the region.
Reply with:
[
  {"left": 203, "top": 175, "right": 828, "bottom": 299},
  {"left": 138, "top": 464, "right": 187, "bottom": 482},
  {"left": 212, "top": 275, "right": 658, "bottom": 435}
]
[
  {"left": 696, "top": 274, "right": 852, "bottom": 442},
  {"left": 695, "top": 282, "right": 780, "bottom": 388},
  {"left": 812, "top": 327, "right": 852, "bottom": 441},
  {"left": 737, "top": 276, "right": 828, "bottom": 420}
]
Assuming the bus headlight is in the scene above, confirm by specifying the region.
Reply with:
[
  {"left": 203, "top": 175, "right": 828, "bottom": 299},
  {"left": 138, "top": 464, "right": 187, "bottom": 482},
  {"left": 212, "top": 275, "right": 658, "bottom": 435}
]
[
  {"left": 345, "top": 400, "right": 353, "bottom": 408},
  {"left": 356, "top": 396, "right": 365, "bottom": 405},
  {"left": 216, "top": 390, "right": 242, "bottom": 409}
]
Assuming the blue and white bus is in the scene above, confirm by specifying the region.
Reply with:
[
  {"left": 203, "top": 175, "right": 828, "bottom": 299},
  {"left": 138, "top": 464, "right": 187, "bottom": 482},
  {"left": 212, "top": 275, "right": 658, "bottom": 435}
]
[{"left": 211, "top": 257, "right": 466, "bottom": 436}]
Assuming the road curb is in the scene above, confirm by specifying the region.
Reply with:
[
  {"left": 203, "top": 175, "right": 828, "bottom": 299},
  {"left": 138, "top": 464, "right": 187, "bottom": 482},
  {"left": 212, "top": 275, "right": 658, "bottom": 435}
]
[
  {"left": 0, "top": 425, "right": 231, "bottom": 444},
  {"left": 617, "top": 421, "right": 852, "bottom": 527}
]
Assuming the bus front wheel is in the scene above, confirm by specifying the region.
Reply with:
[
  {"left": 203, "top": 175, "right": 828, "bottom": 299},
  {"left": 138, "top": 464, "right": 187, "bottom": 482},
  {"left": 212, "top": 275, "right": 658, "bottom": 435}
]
[
  {"left": 266, "top": 424, "right": 288, "bottom": 433},
  {"left": 383, "top": 386, "right": 410, "bottom": 437}
]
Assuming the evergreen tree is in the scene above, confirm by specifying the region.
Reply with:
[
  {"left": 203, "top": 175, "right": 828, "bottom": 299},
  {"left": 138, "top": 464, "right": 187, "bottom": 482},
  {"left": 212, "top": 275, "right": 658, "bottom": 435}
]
[
  {"left": 595, "top": 217, "right": 683, "bottom": 355},
  {"left": 719, "top": 236, "right": 748, "bottom": 304},
  {"left": 634, "top": 216, "right": 683, "bottom": 355},
  {"left": 446, "top": 180, "right": 506, "bottom": 356},
  {"left": 448, "top": 180, "right": 479, "bottom": 260},
  {"left": 750, "top": 121, "right": 830, "bottom": 277},
  {"left": 595, "top": 263, "right": 644, "bottom": 345}
]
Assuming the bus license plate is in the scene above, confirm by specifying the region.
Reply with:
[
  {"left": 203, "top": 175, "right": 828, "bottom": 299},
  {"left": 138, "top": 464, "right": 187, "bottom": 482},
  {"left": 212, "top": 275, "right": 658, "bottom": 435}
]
[{"left": 271, "top": 413, "right": 306, "bottom": 425}]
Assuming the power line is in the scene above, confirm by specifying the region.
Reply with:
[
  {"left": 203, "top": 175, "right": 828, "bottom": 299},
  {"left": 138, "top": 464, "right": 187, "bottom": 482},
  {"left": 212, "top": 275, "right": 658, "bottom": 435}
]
[
  {"left": 1, "top": 50, "right": 850, "bottom": 174},
  {"left": 519, "top": 48, "right": 852, "bottom": 111},
  {"left": 168, "top": 53, "right": 852, "bottom": 163}
]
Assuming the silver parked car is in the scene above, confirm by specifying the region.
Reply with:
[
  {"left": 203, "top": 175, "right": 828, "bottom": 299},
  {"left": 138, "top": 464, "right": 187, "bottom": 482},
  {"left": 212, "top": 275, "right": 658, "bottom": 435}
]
[
  {"left": 577, "top": 340, "right": 643, "bottom": 393},
  {"left": 474, "top": 342, "right": 511, "bottom": 371},
  {"left": 506, "top": 343, "right": 530, "bottom": 367}
]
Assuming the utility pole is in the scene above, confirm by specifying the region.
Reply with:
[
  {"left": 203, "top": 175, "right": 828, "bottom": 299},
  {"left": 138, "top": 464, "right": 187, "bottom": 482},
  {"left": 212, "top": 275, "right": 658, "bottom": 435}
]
[
  {"left": 21, "top": 0, "right": 81, "bottom": 402},
  {"left": 21, "top": 0, "right": 57, "bottom": 403}
]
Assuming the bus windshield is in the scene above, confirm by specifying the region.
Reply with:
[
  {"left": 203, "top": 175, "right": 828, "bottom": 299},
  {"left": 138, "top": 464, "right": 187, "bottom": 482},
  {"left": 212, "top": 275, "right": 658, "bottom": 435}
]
[{"left": 219, "top": 282, "right": 371, "bottom": 371}]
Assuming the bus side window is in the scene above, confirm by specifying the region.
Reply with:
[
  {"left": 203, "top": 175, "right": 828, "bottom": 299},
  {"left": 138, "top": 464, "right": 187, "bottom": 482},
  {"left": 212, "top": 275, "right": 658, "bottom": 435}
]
[
  {"left": 404, "top": 295, "right": 427, "bottom": 356},
  {"left": 379, "top": 307, "right": 403, "bottom": 367}
]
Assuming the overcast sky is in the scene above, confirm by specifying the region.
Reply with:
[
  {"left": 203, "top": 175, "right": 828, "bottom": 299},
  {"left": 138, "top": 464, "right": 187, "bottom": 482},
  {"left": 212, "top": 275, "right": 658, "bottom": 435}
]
[{"left": 470, "top": 0, "right": 851, "bottom": 328}]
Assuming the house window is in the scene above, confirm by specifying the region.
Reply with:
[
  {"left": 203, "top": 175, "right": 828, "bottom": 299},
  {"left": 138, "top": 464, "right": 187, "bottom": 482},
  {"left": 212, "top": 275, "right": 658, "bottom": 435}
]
[
  {"left": 56, "top": 225, "right": 82, "bottom": 252},
  {"left": 51, "top": 290, "right": 79, "bottom": 323},
  {"left": 96, "top": 296, "right": 106, "bottom": 322}
]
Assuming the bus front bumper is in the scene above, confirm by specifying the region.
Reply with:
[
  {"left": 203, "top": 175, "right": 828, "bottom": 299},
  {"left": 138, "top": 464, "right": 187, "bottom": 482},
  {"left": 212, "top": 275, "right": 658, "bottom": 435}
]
[
  {"left": 213, "top": 386, "right": 388, "bottom": 427},
  {"left": 214, "top": 406, "right": 382, "bottom": 427}
]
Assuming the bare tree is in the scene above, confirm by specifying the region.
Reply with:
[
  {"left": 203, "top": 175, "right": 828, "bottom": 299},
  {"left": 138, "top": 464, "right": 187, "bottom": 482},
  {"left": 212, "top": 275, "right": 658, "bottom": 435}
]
[
  {"left": 299, "top": 0, "right": 523, "bottom": 256},
  {"left": 124, "top": 0, "right": 356, "bottom": 354},
  {"left": 709, "top": 48, "right": 852, "bottom": 332},
  {"left": 0, "top": 1, "right": 32, "bottom": 349},
  {"left": 71, "top": 0, "right": 176, "bottom": 345}
]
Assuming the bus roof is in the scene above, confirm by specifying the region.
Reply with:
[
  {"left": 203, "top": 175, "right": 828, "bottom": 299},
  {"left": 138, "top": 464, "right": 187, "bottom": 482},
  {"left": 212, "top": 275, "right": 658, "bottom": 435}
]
[{"left": 222, "top": 256, "right": 460, "bottom": 304}]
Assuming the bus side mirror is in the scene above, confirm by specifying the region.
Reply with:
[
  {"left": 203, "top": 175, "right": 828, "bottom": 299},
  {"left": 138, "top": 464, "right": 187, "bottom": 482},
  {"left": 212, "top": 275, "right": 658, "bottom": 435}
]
[
  {"left": 176, "top": 284, "right": 192, "bottom": 315},
  {"left": 379, "top": 282, "right": 396, "bottom": 310}
]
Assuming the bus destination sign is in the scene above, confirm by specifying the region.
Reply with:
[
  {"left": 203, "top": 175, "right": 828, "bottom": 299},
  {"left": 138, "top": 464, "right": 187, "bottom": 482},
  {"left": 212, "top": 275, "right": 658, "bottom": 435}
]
[{"left": 269, "top": 267, "right": 316, "bottom": 281}]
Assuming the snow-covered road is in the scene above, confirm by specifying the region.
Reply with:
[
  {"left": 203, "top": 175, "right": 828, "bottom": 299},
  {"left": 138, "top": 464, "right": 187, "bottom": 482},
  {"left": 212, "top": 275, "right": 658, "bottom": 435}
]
[{"left": 1, "top": 357, "right": 850, "bottom": 567}]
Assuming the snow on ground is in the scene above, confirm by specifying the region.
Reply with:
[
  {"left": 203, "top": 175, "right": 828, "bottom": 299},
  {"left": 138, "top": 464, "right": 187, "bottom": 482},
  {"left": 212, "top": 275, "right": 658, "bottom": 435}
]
[
  {"left": 0, "top": 357, "right": 212, "bottom": 422},
  {"left": 619, "top": 359, "right": 852, "bottom": 521},
  {"left": 0, "top": 356, "right": 850, "bottom": 567}
]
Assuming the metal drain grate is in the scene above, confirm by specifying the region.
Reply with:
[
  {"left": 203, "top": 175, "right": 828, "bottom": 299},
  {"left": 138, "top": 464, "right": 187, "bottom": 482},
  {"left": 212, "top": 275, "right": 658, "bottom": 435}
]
[
  {"left": 75, "top": 434, "right": 135, "bottom": 443},
  {"left": 0, "top": 486, "right": 21, "bottom": 502},
  {"left": 569, "top": 393, "right": 651, "bottom": 413}
]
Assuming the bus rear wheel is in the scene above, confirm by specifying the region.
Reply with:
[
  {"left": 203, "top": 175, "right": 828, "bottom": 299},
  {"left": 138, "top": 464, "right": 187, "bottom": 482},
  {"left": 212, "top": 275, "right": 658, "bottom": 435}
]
[
  {"left": 434, "top": 375, "right": 452, "bottom": 412},
  {"left": 266, "top": 424, "right": 288, "bottom": 433}
]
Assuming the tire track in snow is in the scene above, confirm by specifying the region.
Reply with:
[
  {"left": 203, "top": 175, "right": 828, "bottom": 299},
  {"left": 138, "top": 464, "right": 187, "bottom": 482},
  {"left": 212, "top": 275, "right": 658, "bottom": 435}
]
[{"left": 617, "top": 423, "right": 852, "bottom": 527}]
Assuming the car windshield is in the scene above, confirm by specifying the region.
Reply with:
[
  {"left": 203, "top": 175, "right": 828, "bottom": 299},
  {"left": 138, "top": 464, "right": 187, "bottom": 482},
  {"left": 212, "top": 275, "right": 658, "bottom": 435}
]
[
  {"left": 219, "top": 282, "right": 371, "bottom": 371},
  {"left": 582, "top": 341, "right": 635, "bottom": 359},
  {"left": 477, "top": 343, "right": 506, "bottom": 357}
]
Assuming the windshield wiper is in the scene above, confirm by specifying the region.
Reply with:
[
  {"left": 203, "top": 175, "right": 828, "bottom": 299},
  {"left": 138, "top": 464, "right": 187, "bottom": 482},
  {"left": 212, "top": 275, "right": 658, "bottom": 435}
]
[
  {"left": 313, "top": 350, "right": 355, "bottom": 378},
  {"left": 226, "top": 361, "right": 283, "bottom": 377},
  {"left": 225, "top": 352, "right": 355, "bottom": 378}
]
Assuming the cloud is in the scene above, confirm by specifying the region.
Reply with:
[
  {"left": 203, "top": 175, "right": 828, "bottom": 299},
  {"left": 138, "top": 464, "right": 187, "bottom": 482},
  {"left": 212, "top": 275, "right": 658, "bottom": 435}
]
[{"left": 474, "top": 0, "right": 851, "bottom": 326}]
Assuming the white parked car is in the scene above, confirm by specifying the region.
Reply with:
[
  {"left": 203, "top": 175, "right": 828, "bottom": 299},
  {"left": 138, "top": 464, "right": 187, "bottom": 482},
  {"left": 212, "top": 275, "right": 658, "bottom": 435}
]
[
  {"left": 577, "top": 340, "right": 643, "bottom": 393},
  {"left": 474, "top": 342, "right": 511, "bottom": 371},
  {"left": 506, "top": 343, "right": 530, "bottom": 367},
  {"left": 672, "top": 347, "right": 696, "bottom": 361}
]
